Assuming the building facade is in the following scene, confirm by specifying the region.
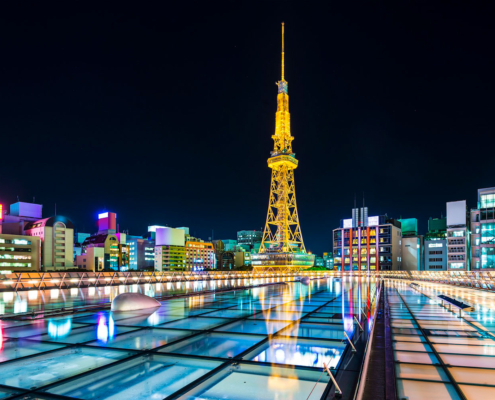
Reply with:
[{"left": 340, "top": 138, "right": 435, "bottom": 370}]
[
  {"left": 471, "top": 187, "right": 495, "bottom": 270},
  {"left": 0, "top": 202, "right": 43, "bottom": 235},
  {"left": 127, "top": 237, "right": 155, "bottom": 270},
  {"left": 237, "top": 230, "right": 262, "bottom": 249},
  {"left": 24, "top": 216, "right": 74, "bottom": 270},
  {"left": 0, "top": 233, "right": 41, "bottom": 272},
  {"left": 185, "top": 240, "right": 215, "bottom": 270},
  {"left": 424, "top": 217, "right": 447, "bottom": 271},
  {"left": 333, "top": 209, "right": 402, "bottom": 271},
  {"left": 399, "top": 218, "right": 424, "bottom": 271},
  {"left": 155, "top": 245, "right": 186, "bottom": 271},
  {"left": 446, "top": 200, "right": 469, "bottom": 271},
  {"left": 78, "top": 233, "right": 127, "bottom": 271}
]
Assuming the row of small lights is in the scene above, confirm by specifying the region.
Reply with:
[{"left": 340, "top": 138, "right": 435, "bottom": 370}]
[{"left": 0, "top": 271, "right": 336, "bottom": 285}]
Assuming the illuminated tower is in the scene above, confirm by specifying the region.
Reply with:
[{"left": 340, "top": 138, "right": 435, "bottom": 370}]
[{"left": 252, "top": 23, "right": 314, "bottom": 272}]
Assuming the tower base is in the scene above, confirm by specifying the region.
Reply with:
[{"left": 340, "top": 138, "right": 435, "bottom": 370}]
[{"left": 251, "top": 252, "right": 315, "bottom": 273}]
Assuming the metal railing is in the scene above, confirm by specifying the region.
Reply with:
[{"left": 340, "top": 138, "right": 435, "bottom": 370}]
[{"left": 0, "top": 270, "right": 339, "bottom": 292}]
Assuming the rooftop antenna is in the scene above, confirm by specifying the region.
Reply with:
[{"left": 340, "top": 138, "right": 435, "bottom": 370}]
[
  {"left": 17, "top": 195, "right": 19, "bottom": 202},
  {"left": 354, "top": 193, "right": 356, "bottom": 209},
  {"left": 363, "top": 192, "right": 365, "bottom": 208},
  {"left": 281, "top": 22, "right": 285, "bottom": 81},
  {"left": 54, "top": 203, "right": 57, "bottom": 216}
]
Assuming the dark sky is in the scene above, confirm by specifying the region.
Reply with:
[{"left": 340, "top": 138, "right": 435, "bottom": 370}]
[{"left": 1, "top": 1, "right": 494, "bottom": 254}]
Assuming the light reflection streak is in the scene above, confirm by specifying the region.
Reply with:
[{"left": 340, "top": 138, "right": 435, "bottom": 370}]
[
  {"left": 97, "top": 314, "right": 115, "bottom": 342},
  {"left": 48, "top": 318, "right": 72, "bottom": 339}
]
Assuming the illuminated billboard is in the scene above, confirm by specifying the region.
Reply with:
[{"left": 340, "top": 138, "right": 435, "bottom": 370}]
[
  {"left": 10, "top": 202, "right": 42, "bottom": 219},
  {"left": 148, "top": 225, "right": 167, "bottom": 233},
  {"left": 98, "top": 212, "right": 117, "bottom": 232},
  {"left": 367, "top": 216, "right": 379, "bottom": 226},
  {"left": 400, "top": 218, "right": 418, "bottom": 236},
  {"left": 156, "top": 227, "right": 185, "bottom": 246},
  {"left": 343, "top": 219, "right": 352, "bottom": 228},
  {"left": 447, "top": 200, "right": 466, "bottom": 227}
]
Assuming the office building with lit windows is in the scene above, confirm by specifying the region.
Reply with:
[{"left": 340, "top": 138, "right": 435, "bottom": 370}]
[
  {"left": 185, "top": 240, "right": 215, "bottom": 270},
  {"left": 471, "top": 187, "right": 495, "bottom": 270},
  {"left": 154, "top": 227, "right": 186, "bottom": 271},
  {"left": 127, "top": 237, "right": 155, "bottom": 270},
  {"left": 323, "top": 252, "right": 333, "bottom": 269},
  {"left": 424, "top": 217, "right": 447, "bottom": 271},
  {"left": 155, "top": 245, "right": 186, "bottom": 270},
  {"left": 333, "top": 207, "right": 402, "bottom": 271},
  {"left": 77, "top": 234, "right": 124, "bottom": 271},
  {"left": 237, "top": 230, "right": 262, "bottom": 249},
  {"left": 24, "top": 215, "right": 75, "bottom": 270},
  {"left": 0, "top": 233, "right": 41, "bottom": 272},
  {"left": 446, "top": 200, "right": 470, "bottom": 271}
]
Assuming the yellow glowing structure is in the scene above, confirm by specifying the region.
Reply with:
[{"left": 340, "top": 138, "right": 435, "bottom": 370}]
[{"left": 252, "top": 23, "right": 314, "bottom": 272}]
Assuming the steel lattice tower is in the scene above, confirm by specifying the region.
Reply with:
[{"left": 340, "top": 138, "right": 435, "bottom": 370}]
[{"left": 252, "top": 23, "right": 314, "bottom": 272}]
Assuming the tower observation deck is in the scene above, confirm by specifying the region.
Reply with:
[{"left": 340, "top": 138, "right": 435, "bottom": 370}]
[{"left": 252, "top": 23, "right": 315, "bottom": 272}]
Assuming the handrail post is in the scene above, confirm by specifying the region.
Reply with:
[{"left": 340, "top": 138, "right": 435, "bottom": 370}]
[
  {"left": 354, "top": 315, "right": 364, "bottom": 332},
  {"left": 344, "top": 331, "right": 357, "bottom": 353},
  {"left": 323, "top": 362, "right": 342, "bottom": 397}
]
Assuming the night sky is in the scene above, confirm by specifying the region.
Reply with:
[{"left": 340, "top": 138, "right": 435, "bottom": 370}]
[{"left": 1, "top": 2, "right": 494, "bottom": 254}]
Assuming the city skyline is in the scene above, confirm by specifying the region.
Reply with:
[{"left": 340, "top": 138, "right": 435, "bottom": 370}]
[{"left": 1, "top": 2, "right": 494, "bottom": 254}]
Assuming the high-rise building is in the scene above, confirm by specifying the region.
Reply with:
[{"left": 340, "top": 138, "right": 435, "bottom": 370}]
[
  {"left": 314, "top": 256, "right": 324, "bottom": 268},
  {"left": 237, "top": 230, "right": 262, "bottom": 249},
  {"left": 127, "top": 237, "right": 155, "bottom": 270},
  {"left": 24, "top": 216, "right": 74, "bottom": 270},
  {"left": 154, "top": 227, "right": 186, "bottom": 271},
  {"left": 97, "top": 212, "right": 117, "bottom": 234},
  {"left": 424, "top": 217, "right": 447, "bottom": 271},
  {"left": 1, "top": 202, "right": 43, "bottom": 235},
  {"left": 77, "top": 234, "right": 123, "bottom": 271},
  {"left": 252, "top": 23, "right": 314, "bottom": 272},
  {"left": 323, "top": 252, "right": 333, "bottom": 269},
  {"left": 0, "top": 233, "right": 41, "bottom": 272},
  {"left": 185, "top": 240, "right": 215, "bottom": 270},
  {"left": 333, "top": 212, "right": 402, "bottom": 271},
  {"left": 446, "top": 200, "right": 469, "bottom": 271},
  {"left": 399, "top": 218, "right": 423, "bottom": 271},
  {"left": 76, "top": 213, "right": 128, "bottom": 271},
  {"left": 221, "top": 239, "right": 237, "bottom": 252},
  {"left": 471, "top": 187, "right": 495, "bottom": 270}
]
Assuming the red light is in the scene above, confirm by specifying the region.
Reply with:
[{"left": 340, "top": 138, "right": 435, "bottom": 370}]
[{"left": 0, "top": 204, "right": 2, "bottom": 220}]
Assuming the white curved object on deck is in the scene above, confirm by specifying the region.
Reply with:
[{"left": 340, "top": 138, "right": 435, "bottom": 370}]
[{"left": 111, "top": 293, "right": 160, "bottom": 311}]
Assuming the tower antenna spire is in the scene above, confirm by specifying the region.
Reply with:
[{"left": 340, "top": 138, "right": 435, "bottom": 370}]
[{"left": 281, "top": 22, "right": 285, "bottom": 81}]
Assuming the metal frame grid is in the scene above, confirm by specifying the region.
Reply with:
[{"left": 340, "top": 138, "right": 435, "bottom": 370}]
[
  {"left": 0, "top": 279, "right": 378, "bottom": 400},
  {"left": 0, "top": 271, "right": 339, "bottom": 293},
  {"left": 386, "top": 280, "right": 495, "bottom": 400}
]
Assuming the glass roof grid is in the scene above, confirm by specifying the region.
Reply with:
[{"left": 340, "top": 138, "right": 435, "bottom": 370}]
[
  {"left": 391, "top": 289, "right": 464, "bottom": 399},
  {"left": 172, "top": 360, "right": 331, "bottom": 400},
  {"left": 390, "top": 282, "right": 495, "bottom": 398},
  {"left": 0, "top": 279, "right": 379, "bottom": 399}
]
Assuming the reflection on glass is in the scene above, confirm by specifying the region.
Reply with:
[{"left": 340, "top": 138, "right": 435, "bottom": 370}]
[
  {"left": 14, "top": 298, "right": 27, "bottom": 314},
  {"left": 253, "top": 342, "right": 342, "bottom": 369},
  {"left": 97, "top": 314, "right": 115, "bottom": 342},
  {"left": 48, "top": 319, "right": 72, "bottom": 339},
  {"left": 147, "top": 312, "right": 161, "bottom": 326}
]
